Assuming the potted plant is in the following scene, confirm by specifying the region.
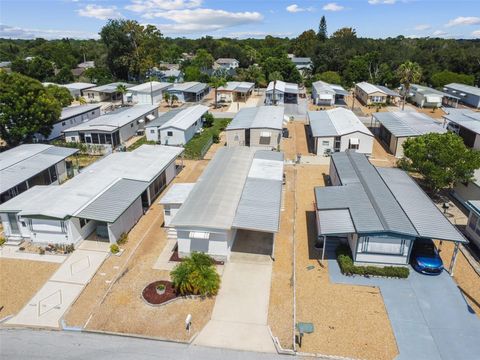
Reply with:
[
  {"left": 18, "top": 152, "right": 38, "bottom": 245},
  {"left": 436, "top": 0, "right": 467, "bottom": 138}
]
[{"left": 156, "top": 283, "right": 166, "bottom": 295}]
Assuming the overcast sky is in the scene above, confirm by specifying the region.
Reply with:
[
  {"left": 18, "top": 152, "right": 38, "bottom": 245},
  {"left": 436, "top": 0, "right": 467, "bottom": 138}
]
[{"left": 0, "top": 0, "right": 479, "bottom": 40}]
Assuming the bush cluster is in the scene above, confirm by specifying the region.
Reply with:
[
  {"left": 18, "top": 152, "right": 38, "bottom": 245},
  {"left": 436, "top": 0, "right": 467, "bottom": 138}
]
[
  {"left": 110, "top": 244, "right": 120, "bottom": 254},
  {"left": 336, "top": 244, "right": 409, "bottom": 278}
]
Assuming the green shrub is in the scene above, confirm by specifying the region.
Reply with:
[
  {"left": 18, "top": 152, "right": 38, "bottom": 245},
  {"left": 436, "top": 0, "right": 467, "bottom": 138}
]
[
  {"left": 0, "top": 237, "right": 5, "bottom": 246},
  {"left": 118, "top": 232, "right": 128, "bottom": 245},
  {"left": 170, "top": 252, "right": 220, "bottom": 296},
  {"left": 156, "top": 283, "right": 166, "bottom": 291},
  {"left": 336, "top": 245, "right": 409, "bottom": 278},
  {"left": 39, "top": 247, "right": 45, "bottom": 255},
  {"left": 110, "top": 244, "right": 120, "bottom": 254}
]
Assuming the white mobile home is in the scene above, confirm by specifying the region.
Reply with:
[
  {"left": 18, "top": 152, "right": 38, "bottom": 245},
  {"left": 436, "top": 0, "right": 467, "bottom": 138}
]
[
  {"left": 265, "top": 81, "right": 299, "bottom": 105},
  {"left": 214, "top": 58, "right": 239, "bottom": 70},
  {"left": 355, "top": 82, "right": 400, "bottom": 105},
  {"left": 0, "top": 145, "right": 183, "bottom": 245},
  {"left": 308, "top": 108, "right": 373, "bottom": 156},
  {"left": 451, "top": 169, "right": 480, "bottom": 207},
  {"left": 406, "top": 84, "right": 458, "bottom": 108},
  {"left": 315, "top": 151, "right": 466, "bottom": 266},
  {"left": 373, "top": 111, "right": 446, "bottom": 158},
  {"left": 62, "top": 82, "right": 96, "bottom": 98},
  {"left": 145, "top": 105, "right": 208, "bottom": 145},
  {"left": 169, "top": 147, "right": 284, "bottom": 261},
  {"left": 126, "top": 81, "right": 173, "bottom": 105},
  {"left": 167, "top": 82, "right": 209, "bottom": 103},
  {"left": 0, "top": 144, "right": 78, "bottom": 204},
  {"left": 312, "top": 81, "right": 349, "bottom": 106},
  {"left": 464, "top": 201, "right": 480, "bottom": 249},
  {"left": 443, "top": 83, "right": 480, "bottom": 109},
  {"left": 226, "top": 106, "right": 285, "bottom": 149},
  {"left": 443, "top": 109, "right": 480, "bottom": 149},
  {"left": 159, "top": 183, "right": 195, "bottom": 226},
  {"left": 64, "top": 105, "right": 158, "bottom": 148},
  {"left": 35, "top": 104, "right": 101, "bottom": 142},
  {"left": 84, "top": 82, "right": 134, "bottom": 103}
]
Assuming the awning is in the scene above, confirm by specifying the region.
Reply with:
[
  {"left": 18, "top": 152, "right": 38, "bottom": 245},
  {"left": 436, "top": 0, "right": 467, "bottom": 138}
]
[
  {"left": 126, "top": 92, "right": 132, "bottom": 97},
  {"left": 460, "top": 93, "right": 466, "bottom": 97},
  {"left": 138, "top": 119, "right": 145, "bottom": 123},
  {"left": 317, "top": 209, "right": 355, "bottom": 235},
  {"left": 189, "top": 231, "right": 210, "bottom": 240},
  {"left": 349, "top": 138, "right": 359, "bottom": 145},
  {"left": 146, "top": 114, "right": 156, "bottom": 121},
  {"left": 260, "top": 131, "right": 272, "bottom": 137},
  {"left": 426, "top": 96, "right": 442, "bottom": 103},
  {"left": 319, "top": 94, "right": 334, "bottom": 100}
]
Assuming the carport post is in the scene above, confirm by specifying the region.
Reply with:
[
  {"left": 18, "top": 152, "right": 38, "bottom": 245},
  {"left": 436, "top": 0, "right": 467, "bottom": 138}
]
[
  {"left": 321, "top": 235, "right": 326, "bottom": 262},
  {"left": 448, "top": 242, "right": 460, "bottom": 277},
  {"left": 271, "top": 233, "right": 276, "bottom": 261}
]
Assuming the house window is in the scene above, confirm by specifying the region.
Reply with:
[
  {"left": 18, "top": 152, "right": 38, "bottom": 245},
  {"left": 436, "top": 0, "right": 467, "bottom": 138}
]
[
  {"left": 167, "top": 131, "right": 173, "bottom": 136},
  {"left": 62, "top": 122, "right": 66, "bottom": 126},
  {"left": 71, "top": 137, "right": 75, "bottom": 141},
  {"left": 322, "top": 140, "right": 330, "bottom": 146},
  {"left": 91, "top": 111, "right": 95, "bottom": 115},
  {"left": 234, "top": 135, "right": 239, "bottom": 141},
  {"left": 164, "top": 208, "right": 171, "bottom": 216},
  {"left": 259, "top": 136, "right": 271, "bottom": 145},
  {"left": 130, "top": 123, "right": 134, "bottom": 128},
  {"left": 79, "top": 218, "right": 90, "bottom": 228},
  {"left": 361, "top": 236, "right": 404, "bottom": 255},
  {"left": 150, "top": 129, "right": 155, "bottom": 134},
  {"left": 91, "top": 133, "right": 99, "bottom": 144},
  {"left": 468, "top": 213, "right": 478, "bottom": 231}
]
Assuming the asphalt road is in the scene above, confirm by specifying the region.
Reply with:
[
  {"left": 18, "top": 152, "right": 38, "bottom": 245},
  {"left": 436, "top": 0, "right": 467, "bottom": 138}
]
[{"left": 0, "top": 329, "right": 292, "bottom": 360}]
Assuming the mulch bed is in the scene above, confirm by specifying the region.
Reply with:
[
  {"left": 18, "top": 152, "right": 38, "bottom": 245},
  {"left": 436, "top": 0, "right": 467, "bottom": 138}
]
[
  {"left": 142, "top": 281, "right": 178, "bottom": 305},
  {"left": 168, "top": 245, "right": 224, "bottom": 265}
]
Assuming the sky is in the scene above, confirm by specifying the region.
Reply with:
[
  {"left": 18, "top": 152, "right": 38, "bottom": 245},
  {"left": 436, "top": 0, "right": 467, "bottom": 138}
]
[{"left": 0, "top": 0, "right": 479, "bottom": 40}]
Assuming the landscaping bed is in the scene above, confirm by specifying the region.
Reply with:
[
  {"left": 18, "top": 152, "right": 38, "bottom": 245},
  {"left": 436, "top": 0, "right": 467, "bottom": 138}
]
[
  {"left": 183, "top": 118, "right": 230, "bottom": 159},
  {"left": 336, "top": 244, "right": 410, "bottom": 278},
  {"left": 169, "top": 245, "right": 224, "bottom": 265},
  {"left": 142, "top": 280, "right": 178, "bottom": 305}
]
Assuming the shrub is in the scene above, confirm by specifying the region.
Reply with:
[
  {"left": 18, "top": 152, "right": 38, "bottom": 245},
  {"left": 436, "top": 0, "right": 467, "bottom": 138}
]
[
  {"left": 336, "top": 245, "right": 409, "bottom": 278},
  {"left": 110, "top": 244, "right": 120, "bottom": 254},
  {"left": 39, "top": 247, "right": 45, "bottom": 255},
  {"left": 203, "top": 113, "right": 214, "bottom": 128},
  {"left": 118, "top": 233, "right": 128, "bottom": 245},
  {"left": 170, "top": 252, "right": 220, "bottom": 296},
  {"left": 212, "top": 134, "right": 220, "bottom": 143},
  {"left": 0, "top": 237, "right": 5, "bottom": 246},
  {"left": 65, "top": 244, "right": 75, "bottom": 253},
  {"left": 156, "top": 283, "right": 166, "bottom": 291}
]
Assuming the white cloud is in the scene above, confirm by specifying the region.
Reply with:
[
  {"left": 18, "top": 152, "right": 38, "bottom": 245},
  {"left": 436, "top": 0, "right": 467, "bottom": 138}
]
[
  {"left": 323, "top": 3, "right": 344, "bottom": 11},
  {"left": 286, "top": 4, "right": 313, "bottom": 13},
  {"left": 77, "top": 4, "right": 122, "bottom": 20},
  {"left": 446, "top": 16, "right": 480, "bottom": 27},
  {"left": 414, "top": 24, "right": 431, "bottom": 31},
  {"left": 0, "top": 24, "right": 98, "bottom": 40},
  {"left": 126, "top": 0, "right": 202, "bottom": 15},
  {"left": 472, "top": 30, "right": 480, "bottom": 38},
  {"left": 432, "top": 30, "right": 448, "bottom": 36},
  {"left": 368, "top": 0, "right": 396, "bottom": 4},
  {"left": 145, "top": 9, "right": 263, "bottom": 34}
]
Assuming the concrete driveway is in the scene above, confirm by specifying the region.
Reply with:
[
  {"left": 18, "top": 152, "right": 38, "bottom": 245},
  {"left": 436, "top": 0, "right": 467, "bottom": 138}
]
[
  {"left": 193, "top": 253, "right": 276, "bottom": 353},
  {"left": 327, "top": 241, "right": 480, "bottom": 360}
]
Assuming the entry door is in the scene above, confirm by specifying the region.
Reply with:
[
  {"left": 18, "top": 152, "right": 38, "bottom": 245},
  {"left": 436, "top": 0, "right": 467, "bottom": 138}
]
[
  {"left": 245, "top": 129, "right": 250, "bottom": 146},
  {"left": 8, "top": 213, "right": 20, "bottom": 235}
]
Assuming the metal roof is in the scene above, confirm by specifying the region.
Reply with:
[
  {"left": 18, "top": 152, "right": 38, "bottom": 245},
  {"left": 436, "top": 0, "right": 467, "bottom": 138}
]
[
  {"left": 63, "top": 82, "right": 96, "bottom": 91},
  {"left": 315, "top": 151, "right": 466, "bottom": 242},
  {"left": 0, "top": 144, "right": 78, "bottom": 193},
  {"left": 445, "top": 83, "right": 480, "bottom": 97},
  {"left": 373, "top": 111, "right": 446, "bottom": 137},
  {"left": 317, "top": 209, "right": 355, "bottom": 235},
  {"left": 377, "top": 167, "right": 467, "bottom": 243},
  {"left": 266, "top": 81, "right": 299, "bottom": 94},
  {"left": 88, "top": 82, "right": 134, "bottom": 94},
  {"left": 60, "top": 104, "right": 101, "bottom": 120},
  {"left": 0, "top": 145, "right": 183, "bottom": 219},
  {"left": 159, "top": 183, "right": 195, "bottom": 205},
  {"left": 170, "top": 148, "right": 284, "bottom": 233},
  {"left": 158, "top": 105, "right": 209, "bottom": 131},
  {"left": 64, "top": 105, "right": 157, "bottom": 133},
  {"left": 443, "top": 109, "right": 480, "bottom": 134},
  {"left": 146, "top": 108, "right": 183, "bottom": 128},
  {"left": 308, "top": 108, "right": 373, "bottom": 138},
  {"left": 410, "top": 84, "right": 454, "bottom": 99},
  {"left": 216, "top": 58, "right": 238, "bottom": 64},
  {"left": 76, "top": 179, "right": 148, "bottom": 222},
  {"left": 128, "top": 81, "right": 172, "bottom": 93},
  {"left": 356, "top": 82, "right": 399, "bottom": 96},
  {"left": 218, "top": 81, "right": 254, "bottom": 93},
  {"left": 169, "top": 82, "right": 208, "bottom": 94},
  {"left": 312, "top": 81, "right": 349, "bottom": 97},
  {"left": 227, "top": 106, "right": 285, "bottom": 131}
]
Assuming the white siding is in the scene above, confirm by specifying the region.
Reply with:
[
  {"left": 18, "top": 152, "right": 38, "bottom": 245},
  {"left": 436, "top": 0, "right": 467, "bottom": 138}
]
[
  {"left": 165, "top": 161, "right": 177, "bottom": 184},
  {"left": 249, "top": 128, "right": 282, "bottom": 149},
  {"left": 163, "top": 203, "right": 182, "bottom": 227},
  {"left": 316, "top": 136, "right": 335, "bottom": 155},
  {"left": 176, "top": 227, "right": 235, "bottom": 261},
  {"left": 69, "top": 217, "right": 97, "bottom": 244},
  {"left": 465, "top": 211, "right": 480, "bottom": 249},
  {"left": 339, "top": 132, "right": 373, "bottom": 154},
  {"left": 146, "top": 126, "right": 160, "bottom": 142},
  {"left": 160, "top": 120, "right": 202, "bottom": 146},
  {"left": 107, "top": 197, "right": 143, "bottom": 243}
]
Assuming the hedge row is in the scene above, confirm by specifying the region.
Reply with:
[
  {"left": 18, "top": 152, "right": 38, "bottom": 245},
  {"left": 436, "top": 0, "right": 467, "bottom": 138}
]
[{"left": 336, "top": 244, "right": 409, "bottom": 278}]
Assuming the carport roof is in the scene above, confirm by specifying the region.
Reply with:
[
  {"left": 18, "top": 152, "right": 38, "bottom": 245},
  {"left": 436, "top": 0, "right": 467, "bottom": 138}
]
[
  {"left": 75, "top": 179, "right": 148, "bottom": 223},
  {"left": 227, "top": 106, "right": 285, "bottom": 131},
  {"left": 308, "top": 108, "right": 373, "bottom": 138},
  {"left": 373, "top": 111, "right": 446, "bottom": 137},
  {"left": 443, "top": 109, "right": 480, "bottom": 135}
]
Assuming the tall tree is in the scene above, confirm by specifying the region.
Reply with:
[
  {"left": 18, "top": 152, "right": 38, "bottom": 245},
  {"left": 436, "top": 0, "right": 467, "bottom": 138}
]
[
  {"left": 401, "top": 132, "right": 480, "bottom": 193},
  {"left": 0, "top": 72, "right": 61, "bottom": 146},
  {"left": 430, "top": 70, "right": 475, "bottom": 88},
  {"left": 116, "top": 84, "right": 128, "bottom": 106},
  {"left": 397, "top": 61, "right": 422, "bottom": 110},
  {"left": 193, "top": 49, "right": 214, "bottom": 70},
  {"left": 318, "top": 16, "right": 327, "bottom": 41},
  {"left": 11, "top": 56, "right": 55, "bottom": 82},
  {"left": 45, "top": 85, "right": 73, "bottom": 107},
  {"left": 208, "top": 76, "right": 227, "bottom": 109},
  {"left": 55, "top": 66, "right": 74, "bottom": 84}
]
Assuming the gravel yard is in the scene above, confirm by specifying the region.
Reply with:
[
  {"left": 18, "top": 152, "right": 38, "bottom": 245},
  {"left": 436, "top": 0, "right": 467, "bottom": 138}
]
[
  {"left": 281, "top": 121, "right": 311, "bottom": 161},
  {"left": 294, "top": 165, "right": 398, "bottom": 360},
  {"left": 0, "top": 259, "right": 59, "bottom": 317}
]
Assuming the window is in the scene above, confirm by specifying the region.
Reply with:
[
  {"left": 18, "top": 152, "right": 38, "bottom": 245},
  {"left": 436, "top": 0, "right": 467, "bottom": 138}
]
[
  {"left": 164, "top": 208, "right": 171, "bottom": 216},
  {"left": 130, "top": 123, "right": 134, "bottom": 128},
  {"left": 234, "top": 135, "right": 239, "bottom": 141},
  {"left": 167, "top": 131, "right": 173, "bottom": 136},
  {"left": 322, "top": 140, "right": 330, "bottom": 146},
  {"left": 468, "top": 213, "right": 478, "bottom": 231},
  {"left": 62, "top": 122, "right": 66, "bottom": 126},
  {"left": 91, "top": 111, "right": 95, "bottom": 115},
  {"left": 48, "top": 165, "right": 58, "bottom": 183},
  {"left": 361, "top": 236, "right": 405, "bottom": 255},
  {"left": 91, "top": 133, "right": 99, "bottom": 144},
  {"left": 150, "top": 129, "right": 155, "bottom": 134},
  {"left": 71, "top": 137, "right": 75, "bottom": 141},
  {"left": 79, "top": 218, "right": 90, "bottom": 228},
  {"left": 259, "top": 136, "right": 271, "bottom": 145},
  {"left": 105, "top": 133, "right": 112, "bottom": 144}
]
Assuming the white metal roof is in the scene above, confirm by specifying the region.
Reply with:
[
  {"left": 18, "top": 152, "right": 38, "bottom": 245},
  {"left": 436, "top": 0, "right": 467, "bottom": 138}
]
[
  {"left": 60, "top": 104, "right": 101, "bottom": 120},
  {"left": 443, "top": 109, "right": 480, "bottom": 134},
  {"left": 309, "top": 108, "right": 373, "bottom": 138},
  {"left": 373, "top": 111, "right": 446, "bottom": 137},
  {"left": 159, "top": 183, "right": 196, "bottom": 205},
  {"left": 128, "top": 81, "right": 172, "bottom": 93},
  {"left": 266, "top": 80, "right": 299, "bottom": 94},
  {"left": 0, "top": 144, "right": 78, "bottom": 193},
  {"left": 63, "top": 82, "right": 96, "bottom": 91},
  {"left": 227, "top": 106, "right": 285, "bottom": 131},
  {"left": 0, "top": 145, "right": 183, "bottom": 219},
  {"left": 356, "top": 82, "right": 398, "bottom": 96},
  {"left": 63, "top": 105, "right": 157, "bottom": 133},
  {"left": 87, "top": 82, "right": 134, "bottom": 94},
  {"left": 218, "top": 81, "right": 254, "bottom": 93},
  {"left": 445, "top": 83, "right": 480, "bottom": 97},
  {"left": 159, "top": 105, "right": 208, "bottom": 131},
  {"left": 312, "top": 81, "right": 349, "bottom": 97}
]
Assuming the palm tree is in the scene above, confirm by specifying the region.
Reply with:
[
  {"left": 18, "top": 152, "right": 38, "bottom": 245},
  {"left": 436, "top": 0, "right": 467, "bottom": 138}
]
[
  {"left": 396, "top": 61, "right": 422, "bottom": 110},
  {"left": 116, "top": 84, "right": 128, "bottom": 106},
  {"left": 209, "top": 76, "right": 227, "bottom": 109},
  {"left": 163, "top": 92, "right": 171, "bottom": 107},
  {"left": 268, "top": 71, "right": 283, "bottom": 106},
  {"left": 78, "top": 96, "right": 87, "bottom": 105},
  {"left": 171, "top": 94, "right": 178, "bottom": 107}
]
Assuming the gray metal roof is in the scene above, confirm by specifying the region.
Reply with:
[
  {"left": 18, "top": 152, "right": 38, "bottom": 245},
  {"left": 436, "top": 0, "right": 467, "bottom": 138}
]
[
  {"left": 128, "top": 81, "right": 172, "bottom": 93},
  {"left": 185, "top": 82, "right": 208, "bottom": 94},
  {"left": 0, "top": 144, "right": 78, "bottom": 193},
  {"left": 61, "top": 104, "right": 101, "bottom": 120},
  {"left": 373, "top": 111, "right": 446, "bottom": 137},
  {"left": 159, "top": 183, "right": 195, "bottom": 205},
  {"left": 317, "top": 209, "right": 355, "bottom": 235},
  {"left": 308, "top": 108, "right": 373, "bottom": 138},
  {"left": 378, "top": 167, "right": 467, "bottom": 243},
  {"left": 312, "top": 81, "right": 349, "bottom": 97},
  {"left": 146, "top": 108, "right": 183, "bottom": 128},
  {"left": 445, "top": 83, "right": 480, "bottom": 97},
  {"left": 443, "top": 109, "right": 480, "bottom": 134},
  {"left": 159, "top": 105, "right": 208, "bottom": 131},
  {"left": 227, "top": 106, "right": 285, "bottom": 131},
  {"left": 377, "top": 85, "right": 400, "bottom": 97},
  {"left": 63, "top": 82, "right": 96, "bottom": 91},
  {"left": 356, "top": 82, "right": 399, "bottom": 96},
  {"left": 88, "top": 82, "right": 134, "bottom": 94},
  {"left": 315, "top": 151, "right": 467, "bottom": 243},
  {"left": 76, "top": 179, "right": 148, "bottom": 223}
]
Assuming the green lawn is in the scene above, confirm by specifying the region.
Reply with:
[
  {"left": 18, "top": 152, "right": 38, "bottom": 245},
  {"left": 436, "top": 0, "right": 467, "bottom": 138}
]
[
  {"left": 183, "top": 118, "right": 231, "bottom": 159},
  {"left": 127, "top": 136, "right": 156, "bottom": 151}
]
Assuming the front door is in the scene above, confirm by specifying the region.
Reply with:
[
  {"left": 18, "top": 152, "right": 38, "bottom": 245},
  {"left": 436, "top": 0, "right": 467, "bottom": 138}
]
[{"left": 8, "top": 213, "right": 20, "bottom": 235}]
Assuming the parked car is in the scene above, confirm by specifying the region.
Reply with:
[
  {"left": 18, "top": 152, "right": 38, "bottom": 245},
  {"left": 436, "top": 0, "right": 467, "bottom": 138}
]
[
  {"left": 411, "top": 239, "right": 444, "bottom": 275},
  {"left": 446, "top": 122, "right": 460, "bottom": 134}
]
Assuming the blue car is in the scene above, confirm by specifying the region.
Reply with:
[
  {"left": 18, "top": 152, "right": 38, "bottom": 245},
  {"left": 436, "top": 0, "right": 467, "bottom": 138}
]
[{"left": 411, "top": 239, "right": 444, "bottom": 275}]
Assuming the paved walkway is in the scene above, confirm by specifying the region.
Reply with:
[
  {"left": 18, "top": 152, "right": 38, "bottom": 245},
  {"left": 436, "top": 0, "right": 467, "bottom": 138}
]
[
  {"left": 1, "top": 329, "right": 291, "bottom": 360},
  {"left": 0, "top": 244, "right": 66, "bottom": 263},
  {"left": 326, "top": 241, "right": 480, "bottom": 360},
  {"left": 193, "top": 253, "right": 276, "bottom": 353},
  {"left": 6, "top": 242, "right": 109, "bottom": 328}
]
